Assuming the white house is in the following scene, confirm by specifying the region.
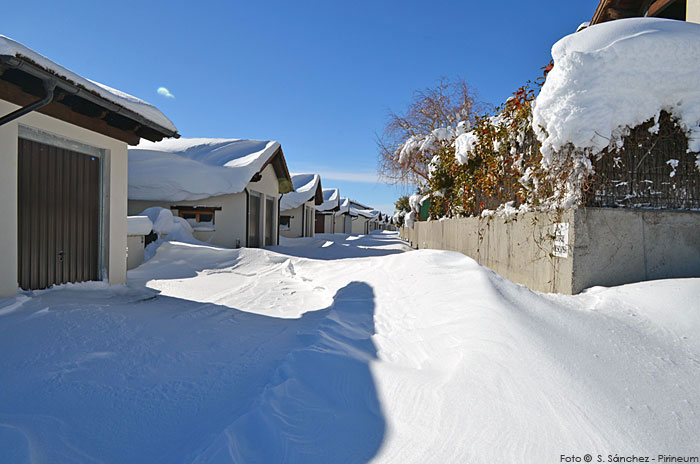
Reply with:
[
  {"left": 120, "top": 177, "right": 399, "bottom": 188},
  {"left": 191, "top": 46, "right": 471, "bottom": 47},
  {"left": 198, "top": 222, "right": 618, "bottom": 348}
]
[
  {"left": 279, "top": 174, "right": 323, "bottom": 238},
  {"left": 0, "top": 36, "right": 178, "bottom": 298},
  {"left": 128, "top": 138, "right": 293, "bottom": 248},
  {"left": 333, "top": 197, "right": 354, "bottom": 234},
  {"left": 348, "top": 200, "right": 377, "bottom": 235},
  {"left": 332, "top": 198, "right": 379, "bottom": 234},
  {"left": 315, "top": 188, "right": 340, "bottom": 233}
]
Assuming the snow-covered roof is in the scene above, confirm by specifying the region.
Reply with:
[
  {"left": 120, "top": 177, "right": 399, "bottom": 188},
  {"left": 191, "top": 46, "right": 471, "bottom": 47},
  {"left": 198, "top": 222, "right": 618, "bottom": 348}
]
[
  {"left": 317, "top": 188, "right": 340, "bottom": 212},
  {"left": 335, "top": 197, "right": 353, "bottom": 216},
  {"left": 128, "top": 137, "right": 292, "bottom": 201},
  {"left": 280, "top": 173, "right": 322, "bottom": 211},
  {"left": 0, "top": 35, "right": 177, "bottom": 136},
  {"left": 333, "top": 197, "right": 378, "bottom": 219},
  {"left": 349, "top": 199, "right": 373, "bottom": 210},
  {"left": 353, "top": 208, "right": 379, "bottom": 219}
]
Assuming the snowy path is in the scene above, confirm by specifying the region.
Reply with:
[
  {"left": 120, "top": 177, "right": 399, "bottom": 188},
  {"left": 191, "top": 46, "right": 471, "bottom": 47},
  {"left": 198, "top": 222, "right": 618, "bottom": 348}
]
[{"left": 0, "top": 232, "right": 699, "bottom": 463}]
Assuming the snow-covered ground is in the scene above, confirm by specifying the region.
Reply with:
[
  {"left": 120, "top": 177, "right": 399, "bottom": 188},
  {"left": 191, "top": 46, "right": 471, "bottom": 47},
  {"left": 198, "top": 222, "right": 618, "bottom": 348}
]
[{"left": 1, "top": 232, "right": 699, "bottom": 463}]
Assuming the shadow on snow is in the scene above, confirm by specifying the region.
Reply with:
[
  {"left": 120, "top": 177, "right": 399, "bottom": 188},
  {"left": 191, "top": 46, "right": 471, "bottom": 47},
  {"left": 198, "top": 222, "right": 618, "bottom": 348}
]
[
  {"left": 269, "top": 232, "right": 409, "bottom": 261},
  {"left": 0, "top": 282, "right": 385, "bottom": 463}
]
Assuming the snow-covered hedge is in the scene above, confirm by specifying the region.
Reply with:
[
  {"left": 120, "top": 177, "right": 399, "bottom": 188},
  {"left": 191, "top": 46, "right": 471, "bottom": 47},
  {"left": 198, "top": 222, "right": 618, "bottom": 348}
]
[{"left": 397, "top": 17, "right": 700, "bottom": 220}]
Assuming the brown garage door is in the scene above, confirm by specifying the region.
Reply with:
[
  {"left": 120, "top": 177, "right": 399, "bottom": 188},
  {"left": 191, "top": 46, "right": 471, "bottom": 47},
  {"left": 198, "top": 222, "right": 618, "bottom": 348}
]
[{"left": 18, "top": 138, "right": 101, "bottom": 290}]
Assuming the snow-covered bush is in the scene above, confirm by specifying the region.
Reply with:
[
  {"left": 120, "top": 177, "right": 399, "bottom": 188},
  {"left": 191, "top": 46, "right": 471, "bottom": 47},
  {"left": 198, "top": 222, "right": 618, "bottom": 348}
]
[
  {"left": 399, "top": 17, "right": 700, "bottom": 220},
  {"left": 532, "top": 18, "right": 700, "bottom": 207}
]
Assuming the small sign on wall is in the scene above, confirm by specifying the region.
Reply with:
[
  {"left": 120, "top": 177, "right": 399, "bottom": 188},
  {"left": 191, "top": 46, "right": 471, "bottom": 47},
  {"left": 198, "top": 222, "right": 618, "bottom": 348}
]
[{"left": 553, "top": 223, "right": 569, "bottom": 258}]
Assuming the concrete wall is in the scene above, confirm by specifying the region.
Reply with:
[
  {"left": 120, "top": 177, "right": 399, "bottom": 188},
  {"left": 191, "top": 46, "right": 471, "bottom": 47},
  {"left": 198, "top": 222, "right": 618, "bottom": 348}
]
[
  {"left": 126, "top": 235, "right": 145, "bottom": 270},
  {"left": 571, "top": 208, "right": 700, "bottom": 292},
  {"left": 400, "top": 208, "right": 700, "bottom": 294},
  {"left": 688, "top": 0, "right": 700, "bottom": 24},
  {"left": 129, "top": 164, "right": 280, "bottom": 248},
  {"left": 400, "top": 211, "right": 574, "bottom": 293},
  {"left": 0, "top": 99, "right": 128, "bottom": 298}
]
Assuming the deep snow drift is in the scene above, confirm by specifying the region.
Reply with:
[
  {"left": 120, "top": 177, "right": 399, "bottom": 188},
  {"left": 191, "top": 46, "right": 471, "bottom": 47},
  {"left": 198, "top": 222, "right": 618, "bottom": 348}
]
[{"left": 0, "top": 232, "right": 699, "bottom": 463}]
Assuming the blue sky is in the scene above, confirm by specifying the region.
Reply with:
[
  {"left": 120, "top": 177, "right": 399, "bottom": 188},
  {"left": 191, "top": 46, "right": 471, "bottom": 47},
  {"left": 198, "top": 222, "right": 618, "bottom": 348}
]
[{"left": 2, "top": 1, "right": 594, "bottom": 214}]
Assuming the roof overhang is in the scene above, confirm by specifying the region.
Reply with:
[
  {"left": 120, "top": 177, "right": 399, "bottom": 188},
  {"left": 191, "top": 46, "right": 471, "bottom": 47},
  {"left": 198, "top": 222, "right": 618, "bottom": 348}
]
[
  {"left": 313, "top": 177, "right": 324, "bottom": 205},
  {"left": 0, "top": 55, "right": 179, "bottom": 145},
  {"left": 591, "top": 0, "right": 685, "bottom": 25},
  {"left": 259, "top": 146, "right": 294, "bottom": 194}
]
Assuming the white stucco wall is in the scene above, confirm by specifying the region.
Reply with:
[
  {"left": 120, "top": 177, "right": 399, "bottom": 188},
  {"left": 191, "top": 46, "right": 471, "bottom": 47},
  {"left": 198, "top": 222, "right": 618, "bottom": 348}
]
[
  {"left": 281, "top": 200, "right": 316, "bottom": 238},
  {"left": 334, "top": 214, "right": 345, "bottom": 234},
  {"left": 0, "top": 99, "right": 128, "bottom": 298},
  {"left": 128, "top": 164, "right": 280, "bottom": 248},
  {"left": 351, "top": 216, "right": 369, "bottom": 235},
  {"left": 280, "top": 205, "right": 303, "bottom": 238},
  {"left": 688, "top": 0, "right": 700, "bottom": 23},
  {"left": 126, "top": 235, "right": 145, "bottom": 270},
  {"left": 324, "top": 214, "right": 334, "bottom": 233}
]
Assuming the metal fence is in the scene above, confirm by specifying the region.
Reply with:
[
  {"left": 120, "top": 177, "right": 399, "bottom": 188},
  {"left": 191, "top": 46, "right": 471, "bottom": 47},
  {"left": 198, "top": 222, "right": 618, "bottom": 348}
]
[{"left": 586, "top": 112, "right": 700, "bottom": 209}]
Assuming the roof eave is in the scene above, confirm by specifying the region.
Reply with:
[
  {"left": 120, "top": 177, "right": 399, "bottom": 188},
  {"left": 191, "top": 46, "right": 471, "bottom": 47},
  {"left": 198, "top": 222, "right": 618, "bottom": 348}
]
[{"left": 0, "top": 55, "right": 179, "bottom": 143}]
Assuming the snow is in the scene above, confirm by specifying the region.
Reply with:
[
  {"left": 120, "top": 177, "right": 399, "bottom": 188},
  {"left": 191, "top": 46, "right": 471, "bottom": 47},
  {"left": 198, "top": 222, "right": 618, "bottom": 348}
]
[
  {"left": 1, "top": 233, "right": 699, "bottom": 462},
  {"left": 408, "top": 193, "right": 428, "bottom": 214},
  {"left": 0, "top": 35, "right": 177, "bottom": 133},
  {"left": 137, "top": 207, "right": 211, "bottom": 260},
  {"left": 126, "top": 215, "right": 153, "bottom": 236},
  {"left": 128, "top": 138, "right": 281, "bottom": 201},
  {"left": 316, "top": 188, "right": 340, "bottom": 212},
  {"left": 454, "top": 131, "right": 479, "bottom": 164},
  {"left": 280, "top": 173, "right": 321, "bottom": 211},
  {"left": 533, "top": 18, "right": 700, "bottom": 165},
  {"left": 335, "top": 197, "right": 353, "bottom": 216}
]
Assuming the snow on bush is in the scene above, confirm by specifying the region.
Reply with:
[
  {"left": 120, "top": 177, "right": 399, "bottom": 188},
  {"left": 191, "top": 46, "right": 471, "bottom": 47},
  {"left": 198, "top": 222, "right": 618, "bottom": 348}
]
[
  {"left": 408, "top": 193, "right": 429, "bottom": 214},
  {"left": 454, "top": 132, "right": 479, "bottom": 164},
  {"left": 404, "top": 211, "right": 416, "bottom": 229},
  {"left": 397, "top": 123, "right": 470, "bottom": 167},
  {"left": 533, "top": 18, "right": 700, "bottom": 171}
]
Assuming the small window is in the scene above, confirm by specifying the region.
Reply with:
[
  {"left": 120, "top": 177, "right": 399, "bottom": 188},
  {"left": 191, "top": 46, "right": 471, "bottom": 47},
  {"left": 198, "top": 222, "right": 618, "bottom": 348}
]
[
  {"left": 280, "top": 215, "right": 291, "bottom": 231},
  {"left": 175, "top": 208, "right": 217, "bottom": 231}
]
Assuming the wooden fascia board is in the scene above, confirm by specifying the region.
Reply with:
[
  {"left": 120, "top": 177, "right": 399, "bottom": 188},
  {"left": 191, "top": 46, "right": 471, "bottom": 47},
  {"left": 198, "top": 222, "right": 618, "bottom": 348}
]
[{"left": 0, "top": 78, "right": 141, "bottom": 145}]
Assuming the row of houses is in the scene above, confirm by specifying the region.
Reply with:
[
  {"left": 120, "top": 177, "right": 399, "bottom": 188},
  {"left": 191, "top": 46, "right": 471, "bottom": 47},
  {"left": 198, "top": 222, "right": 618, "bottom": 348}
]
[{"left": 0, "top": 35, "right": 393, "bottom": 299}]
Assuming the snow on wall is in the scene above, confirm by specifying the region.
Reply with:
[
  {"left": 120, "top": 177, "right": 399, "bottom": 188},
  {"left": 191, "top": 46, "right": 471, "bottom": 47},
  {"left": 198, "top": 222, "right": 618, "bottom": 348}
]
[
  {"left": 280, "top": 173, "right": 320, "bottom": 211},
  {"left": 0, "top": 35, "right": 176, "bottom": 133},
  {"left": 128, "top": 138, "right": 281, "bottom": 201},
  {"left": 533, "top": 18, "right": 700, "bottom": 168}
]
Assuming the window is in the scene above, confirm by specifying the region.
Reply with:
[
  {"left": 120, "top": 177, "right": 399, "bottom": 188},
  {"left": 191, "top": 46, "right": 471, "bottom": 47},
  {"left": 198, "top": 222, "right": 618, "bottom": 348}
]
[
  {"left": 248, "top": 193, "right": 262, "bottom": 247},
  {"left": 280, "top": 215, "right": 291, "bottom": 231},
  {"left": 305, "top": 206, "right": 314, "bottom": 237},
  {"left": 265, "top": 196, "right": 275, "bottom": 245},
  {"left": 172, "top": 206, "right": 220, "bottom": 231}
]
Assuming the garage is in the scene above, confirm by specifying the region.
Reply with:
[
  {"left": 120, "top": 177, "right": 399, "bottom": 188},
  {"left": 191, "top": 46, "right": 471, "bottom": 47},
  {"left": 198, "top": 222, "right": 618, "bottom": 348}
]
[
  {"left": 17, "top": 137, "right": 101, "bottom": 290},
  {"left": 0, "top": 35, "right": 179, "bottom": 298}
]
